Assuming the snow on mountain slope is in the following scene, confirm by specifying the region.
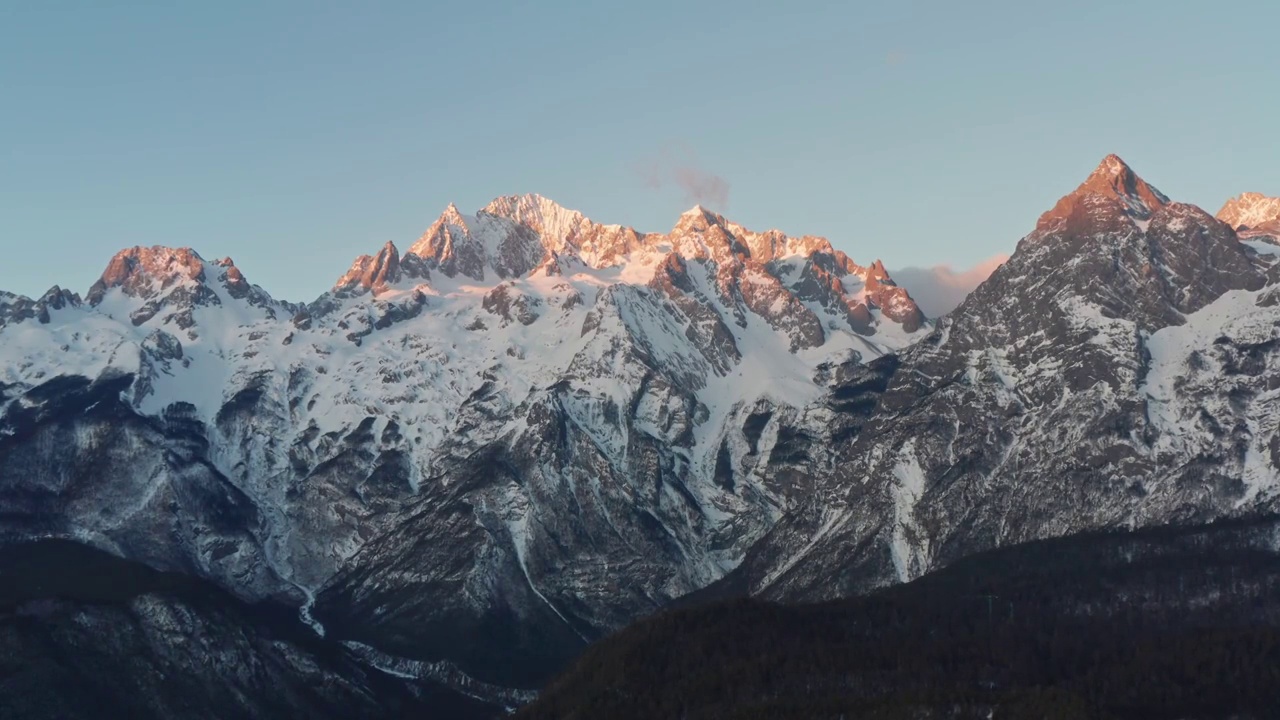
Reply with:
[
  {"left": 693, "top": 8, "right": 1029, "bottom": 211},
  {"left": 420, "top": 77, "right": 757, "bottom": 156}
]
[
  {"left": 0, "top": 196, "right": 928, "bottom": 689},
  {"left": 713, "top": 155, "right": 1280, "bottom": 602},
  {"left": 1142, "top": 286, "right": 1280, "bottom": 505},
  {"left": 6, "top": 165, "right": 1275, "bottom": 696},
  {"left": 1218, "top": 191, "right": 1280, "bottom": 234}
]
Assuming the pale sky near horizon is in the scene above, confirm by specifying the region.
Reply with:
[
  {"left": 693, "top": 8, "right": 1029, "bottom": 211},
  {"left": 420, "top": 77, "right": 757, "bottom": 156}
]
[{"left": 2, "top": 1, "right": 1277, "bottom": 302}]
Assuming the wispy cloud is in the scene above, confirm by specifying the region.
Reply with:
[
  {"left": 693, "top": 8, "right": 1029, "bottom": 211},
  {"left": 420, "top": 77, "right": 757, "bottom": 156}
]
[
  {"left": 891, "top": 254, "right": 1009, "bottom": 317},
  {"left": 635, "top": 144, "right": 731, "bottom": 210}
]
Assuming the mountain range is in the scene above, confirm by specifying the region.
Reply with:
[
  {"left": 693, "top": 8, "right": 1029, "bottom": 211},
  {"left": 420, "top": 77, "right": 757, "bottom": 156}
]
[{"left": 1, "top": 155, "right": 1278, "bottom": 715}]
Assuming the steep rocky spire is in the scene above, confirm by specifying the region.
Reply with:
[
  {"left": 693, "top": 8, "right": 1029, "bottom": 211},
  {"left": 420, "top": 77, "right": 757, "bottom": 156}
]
[
  {"left": 334, "top": 241, "right": 401, "bottom": 295},
  {"left": 1037, "top": 154, "right": 1170, "bottom": 232}
]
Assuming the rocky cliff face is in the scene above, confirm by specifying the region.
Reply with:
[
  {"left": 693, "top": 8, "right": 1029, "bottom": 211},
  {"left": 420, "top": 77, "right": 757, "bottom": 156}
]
[
  {"left": 2, "top": 158, "right": 1277, "bottom": 701},
  {"left": 715, "top": 155, "right": 1280, "bottom": 600},
  {"left": 0, "top": 196, "right": 926, "bottom": 689}
]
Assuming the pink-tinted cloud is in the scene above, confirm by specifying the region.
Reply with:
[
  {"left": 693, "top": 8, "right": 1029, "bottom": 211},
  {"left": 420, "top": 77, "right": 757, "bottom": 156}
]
[
  {"left": 635, "top": 144, "right": 731, "bottom": 210},
  {"left": 672, "top": 165, "right": 730, "bottom": 209},
  {"left": 891, "top": 254, "right": 1009, "bottom": 317}
]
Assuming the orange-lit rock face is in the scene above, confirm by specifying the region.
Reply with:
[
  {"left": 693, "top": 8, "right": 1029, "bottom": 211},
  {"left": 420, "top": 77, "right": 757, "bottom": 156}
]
[
  {"left": 334, "top": 242, "right": 402, "bottom": 296},
  {"left": 1217, "top": 192, "right": 1280, "bottom": 239},
  {"left": 1036, "top": 154, "right": 1170, "bottom": 235},
  {"left": 373, "top": 194, "right": 928, "bottom": 341},
  {"left": 79, "top": 245, "right": 282, "bottom": 333},
  {"left": 89, "top": 246, "right": 208, "bottom": 303}
]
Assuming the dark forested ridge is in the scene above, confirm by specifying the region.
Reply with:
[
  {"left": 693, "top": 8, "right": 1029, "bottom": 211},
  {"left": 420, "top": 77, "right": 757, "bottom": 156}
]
[
  {"left": 0, "top": 540, "right": 497, "bottom": 720},
  {"left": 4, "top": 159, "right": 1280, "bottom": 720},
  {"left": 9, "top": 519, "right": 1280, "bottom": 720},
  {"left": 521, "top": 516, "right": 1280, "bottom": 720}
]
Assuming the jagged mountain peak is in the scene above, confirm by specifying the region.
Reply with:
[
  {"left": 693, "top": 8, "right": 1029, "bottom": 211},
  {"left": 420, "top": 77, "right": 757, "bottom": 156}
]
[
  {"left": 327, "top": 194, "right": 928, "bottom": 343},
  {"left": 440, "top": 201, "right": 467, "bottom": 223},
  {"left": 75, "top": 244, "right": 282, "bottom": 331},
  {"left": 0, "top": 284, "right": 82, "bottom": 328},
  {"left": 481, "top": 193, "right": 582, "bottom": 221},
  {"left": 406, "top": 196, "right": 874, "bottom": 284},
  {"left": 1217, "top": 191, "right": 1280, "bottom": 232},
  {"left": 86, "top": 246, "right": 268, "bottom": 304},
  {"left": 425, "top": 202, "right": 468, "bottom": 233},
  {"left": 1036, "top": 154, "right": 1170, "bottom": 232},
  {"left": 719, "top": 159, "right": 1280, "bottom": 611},
  {"left": 86, "top": 246, "right": 209, "bottom": 305},
  {"left": 5, "top": 156, "right": 1280, "bottom": 707},
  {"left": 1072, "top": 153, "right": 1169, "bottom": 213},
  {"left": 671, "top": 204, "right": 728, "bottom": 234},
  {"left": 406, "top": 195, "right": 594, "bottom": 281},
  {"left": 99, "top": 245, "right": 206, "bottom": 279},
  {"left": 964, "top": 157, "right": 1262, "bottom": 336},
  {"left": 407, "top": 204, "right": 488, "bottom": 280},
  {"left": 1088, "top": 152, "right": 1134, "bottom": 179},
  {"left": 333, "top": 240, "right": 405, "bottom": 296},
  {"left": 479, "top": 194, "right": 601, "bottom": 248}
]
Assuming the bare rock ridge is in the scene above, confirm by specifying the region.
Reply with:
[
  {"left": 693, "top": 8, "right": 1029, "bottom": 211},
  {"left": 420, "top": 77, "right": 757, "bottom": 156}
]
[
  {"left": 1, "top": 157, "right": 1277, "bottom": 706},
  {"left": 712, "top": 154, "right": 1280, "bottom": 605},
  {"left": 1036, "top": 153, "right": 1169, "bottom": 233},
  {"left": 0, "top": 195, "right": 929, "bottom": 695},
  {"left": 389, "top": 193, "right": 923, "bottom": 335},
  {"left": 334, "top": 242, "right": 407, "bottom": 295},
  {"left": 88, "top": 246, "right": 209, "bottom": 301}
]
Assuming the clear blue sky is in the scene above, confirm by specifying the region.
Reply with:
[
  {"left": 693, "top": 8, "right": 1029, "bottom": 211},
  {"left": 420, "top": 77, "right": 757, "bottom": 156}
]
[{"left": 2, "top": 1, "right": 1277, "bottom": 302}]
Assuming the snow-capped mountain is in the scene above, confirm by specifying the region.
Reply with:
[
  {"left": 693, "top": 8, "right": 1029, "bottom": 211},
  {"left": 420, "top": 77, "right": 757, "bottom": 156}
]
[
  {"left": 1218, "top": 191, "right": 1280, "bottom": 232},
  {"left": 1218, "top": 192, "right": 1280, "bottom": 247},
  {"left": 0, "top": 196, "right": 927, "bottom": 688},
  {"left": 3, "top": 156, "right": 1277, "bottom": 700},
  {"left": 711, "top": 155, "right": 1280, "bottom": 600}
]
